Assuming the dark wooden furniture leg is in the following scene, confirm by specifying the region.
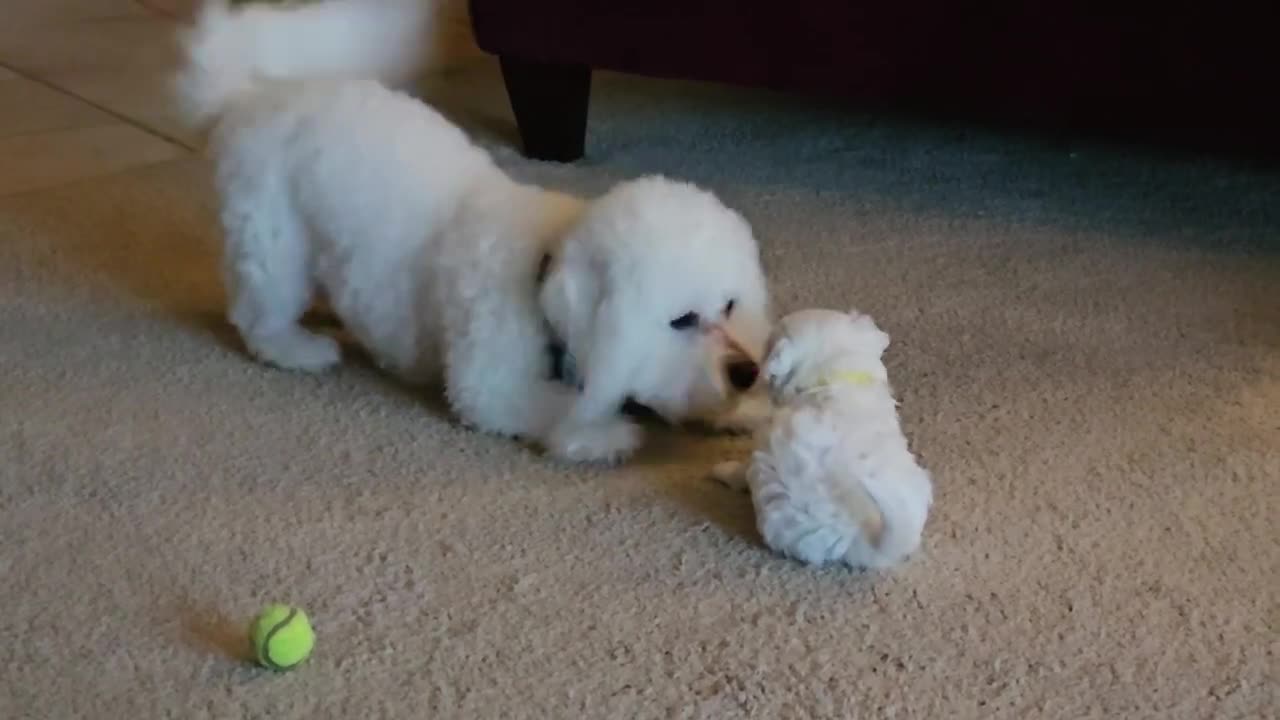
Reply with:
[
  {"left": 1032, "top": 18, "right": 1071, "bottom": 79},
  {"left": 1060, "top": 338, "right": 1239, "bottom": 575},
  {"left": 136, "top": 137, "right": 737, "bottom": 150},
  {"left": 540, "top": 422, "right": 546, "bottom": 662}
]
[{"left": 498, "top": 56, "right": 591, "bottom": 162}]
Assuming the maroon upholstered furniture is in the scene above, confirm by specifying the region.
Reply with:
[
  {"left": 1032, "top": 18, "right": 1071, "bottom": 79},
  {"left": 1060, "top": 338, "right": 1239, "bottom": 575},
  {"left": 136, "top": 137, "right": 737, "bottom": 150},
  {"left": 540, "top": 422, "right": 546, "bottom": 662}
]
[{"left": 469, "top": 1, "right": 1277, "bottom": 162}]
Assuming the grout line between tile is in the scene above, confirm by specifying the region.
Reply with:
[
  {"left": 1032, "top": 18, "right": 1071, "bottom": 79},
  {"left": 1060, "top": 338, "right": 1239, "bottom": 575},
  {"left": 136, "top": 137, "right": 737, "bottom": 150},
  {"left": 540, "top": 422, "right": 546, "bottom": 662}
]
[
  {"left": 0, "top": 60, "right": 197, "bottom": 153},
  {"left": 133, "top": 0, "right": 188, "bottom": 23},
  {"left": 0, "top": 152, "right": 190, "bottom": 200},
  {"left": 0, "top": 117, "right": 124, "bottom": 142}
]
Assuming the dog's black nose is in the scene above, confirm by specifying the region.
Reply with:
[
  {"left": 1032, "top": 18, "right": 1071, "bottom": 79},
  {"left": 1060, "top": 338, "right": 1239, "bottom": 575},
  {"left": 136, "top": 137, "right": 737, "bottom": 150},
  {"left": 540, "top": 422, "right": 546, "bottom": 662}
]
[{"left": 727, "top": 360, "right": 759, "bottom": 390}]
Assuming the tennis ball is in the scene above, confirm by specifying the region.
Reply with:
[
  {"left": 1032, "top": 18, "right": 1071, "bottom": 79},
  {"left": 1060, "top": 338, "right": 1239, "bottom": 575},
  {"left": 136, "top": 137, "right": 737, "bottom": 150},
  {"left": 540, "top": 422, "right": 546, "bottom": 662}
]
[{"left": 250, "top": 604, "right": 314, "bottom": 670}]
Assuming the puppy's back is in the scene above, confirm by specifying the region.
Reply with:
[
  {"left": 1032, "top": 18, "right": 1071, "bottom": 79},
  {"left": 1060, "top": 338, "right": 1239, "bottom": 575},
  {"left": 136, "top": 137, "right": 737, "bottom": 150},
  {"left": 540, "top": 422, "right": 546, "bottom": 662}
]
[{"left": 751, "top": 405, "right": 932, "bottom": 569}]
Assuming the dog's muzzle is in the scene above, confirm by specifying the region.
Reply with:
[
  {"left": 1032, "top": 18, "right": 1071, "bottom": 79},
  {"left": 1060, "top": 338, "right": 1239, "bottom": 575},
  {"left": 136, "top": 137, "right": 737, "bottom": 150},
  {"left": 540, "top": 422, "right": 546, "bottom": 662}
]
[
  {"left": 706, "top": 322, "right": 759, "bottom": 391},
  {"left": 726, "top": 358, "right": 759, "bottom": 391}
]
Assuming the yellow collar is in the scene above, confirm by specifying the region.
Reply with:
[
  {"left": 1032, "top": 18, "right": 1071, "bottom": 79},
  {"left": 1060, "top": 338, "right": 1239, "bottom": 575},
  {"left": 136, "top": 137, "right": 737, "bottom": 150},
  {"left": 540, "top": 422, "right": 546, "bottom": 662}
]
[{"left": 817, "top": 370, "right": 878, "bottom": 388}]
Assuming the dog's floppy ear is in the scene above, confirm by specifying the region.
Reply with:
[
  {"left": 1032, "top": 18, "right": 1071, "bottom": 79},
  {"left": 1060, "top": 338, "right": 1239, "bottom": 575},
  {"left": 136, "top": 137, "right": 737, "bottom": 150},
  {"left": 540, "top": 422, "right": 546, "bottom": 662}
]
[
  {"left": 567, "top": 287, "right": 649, "bottom": 422},
  {"left": 847, "top": 309, "right": 890, "bottom": 357},
  {"left": 539, "top": 250, "right": 600, "bottom": 360},
  {"left": 541, "top": 242, "right": 646, "bottom": 426}
]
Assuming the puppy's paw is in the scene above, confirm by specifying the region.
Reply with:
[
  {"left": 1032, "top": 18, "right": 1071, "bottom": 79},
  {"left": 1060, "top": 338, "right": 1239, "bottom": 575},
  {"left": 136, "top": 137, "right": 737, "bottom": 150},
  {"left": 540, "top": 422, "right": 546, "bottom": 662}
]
[
  {"left": 708, "top": 393, "right": 772, "bottom": 435},
  {"left": 549, "top": 418, "right": 643, "bottom": 464},
  {"left": 711, "top": 460, "right": 750, "bottom": 492},
  {"left": 248, "top": 329, "right": 341, "bottom": 373}
]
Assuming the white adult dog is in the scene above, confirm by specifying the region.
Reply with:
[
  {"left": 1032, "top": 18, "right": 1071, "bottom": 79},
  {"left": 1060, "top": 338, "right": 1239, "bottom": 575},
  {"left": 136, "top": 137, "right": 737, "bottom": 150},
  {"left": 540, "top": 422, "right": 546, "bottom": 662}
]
[
  {"left": 173, "top": 0, "right": 771, "bottom": 463},
  {"left": 713, "top": 309, "right": 933, "bottom": 569}
]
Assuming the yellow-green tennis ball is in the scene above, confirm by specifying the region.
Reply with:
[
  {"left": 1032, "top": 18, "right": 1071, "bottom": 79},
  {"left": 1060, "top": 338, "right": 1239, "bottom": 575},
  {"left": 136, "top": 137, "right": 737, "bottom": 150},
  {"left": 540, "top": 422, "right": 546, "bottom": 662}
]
[{"left": 250, "top": 604, "right": 314, "bottom": 670}]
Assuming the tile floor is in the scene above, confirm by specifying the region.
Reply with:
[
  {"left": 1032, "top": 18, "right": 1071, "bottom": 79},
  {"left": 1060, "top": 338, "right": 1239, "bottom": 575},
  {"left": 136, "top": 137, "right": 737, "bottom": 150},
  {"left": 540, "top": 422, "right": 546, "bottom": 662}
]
[
  {"left": 0, "top": 0, "right": 480, "bottom": 198},
  {"left": 0, "top": 1, "right": 189, "bottom": 197}
]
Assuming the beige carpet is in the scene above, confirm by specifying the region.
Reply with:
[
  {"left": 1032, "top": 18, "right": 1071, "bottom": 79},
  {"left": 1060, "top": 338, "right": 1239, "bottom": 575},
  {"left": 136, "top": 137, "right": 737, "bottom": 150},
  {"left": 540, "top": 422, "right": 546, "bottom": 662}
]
[{"left": 3, "top": 13, "right": 1279, "bottom": 719}]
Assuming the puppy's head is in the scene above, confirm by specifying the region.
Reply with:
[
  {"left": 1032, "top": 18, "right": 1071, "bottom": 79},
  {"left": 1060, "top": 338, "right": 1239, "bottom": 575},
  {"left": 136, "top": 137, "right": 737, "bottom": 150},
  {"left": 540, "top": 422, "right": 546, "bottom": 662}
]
[
  {"left": 763, "top": 308, "right": 890, "bottom": 404},
  {"left": 539, "top": 176, "right": 770, "bottom": 423}
]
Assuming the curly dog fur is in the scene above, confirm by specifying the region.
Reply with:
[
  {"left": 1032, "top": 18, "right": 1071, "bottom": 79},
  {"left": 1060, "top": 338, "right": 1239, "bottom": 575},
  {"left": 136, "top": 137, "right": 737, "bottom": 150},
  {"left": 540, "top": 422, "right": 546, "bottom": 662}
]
[
  {"left": 173, "top": 0, "right": 772, "bottom": 462},
  {"left": 714, "top": 309, "right": 933, "bottom": 568}
]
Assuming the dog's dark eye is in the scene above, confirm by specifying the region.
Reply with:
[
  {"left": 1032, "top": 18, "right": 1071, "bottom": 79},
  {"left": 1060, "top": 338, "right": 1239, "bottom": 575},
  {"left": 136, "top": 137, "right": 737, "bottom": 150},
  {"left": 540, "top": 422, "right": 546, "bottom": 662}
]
[
  {"left": 670, "top": 311, "right": 699, "bottom": 330},
  {"left": 724, "top": 299, "right": 736, "bottom": 317}
]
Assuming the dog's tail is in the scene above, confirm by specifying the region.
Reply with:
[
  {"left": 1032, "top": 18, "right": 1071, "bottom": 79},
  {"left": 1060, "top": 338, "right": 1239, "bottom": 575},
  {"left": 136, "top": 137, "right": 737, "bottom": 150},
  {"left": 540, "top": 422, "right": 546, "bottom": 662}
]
[
  {"left": 829, "top": 478, "right": 887, "bottom": 551},
  {"left": 835, "top": 465, "right": 933, "bottom": 569},
  {"left": 172, "top": 0, "right": 434, "bottom": 128}
]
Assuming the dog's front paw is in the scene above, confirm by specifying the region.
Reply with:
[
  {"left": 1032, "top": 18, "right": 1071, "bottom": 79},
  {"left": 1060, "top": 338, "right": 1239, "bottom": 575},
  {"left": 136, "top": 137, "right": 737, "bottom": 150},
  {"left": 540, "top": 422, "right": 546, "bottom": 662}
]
[
  {"left": 708, "top": 393, "right": 772, "bottom": 435},
  {"left": 247, "top": 329, "right": 341, "bottom": 373},
  {"left": 711, "top": 460, "right": 750, "bottom": 492},
  {"left": 548, "top": 419, "right": 643, "bottom": 464}
]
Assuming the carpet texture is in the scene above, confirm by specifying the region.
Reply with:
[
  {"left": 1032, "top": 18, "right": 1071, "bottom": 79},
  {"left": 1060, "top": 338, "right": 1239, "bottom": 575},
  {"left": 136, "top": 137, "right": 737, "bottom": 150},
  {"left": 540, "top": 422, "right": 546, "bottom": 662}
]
[{"left": 2, "top": 58, "right": 1278, "bottom": 719}]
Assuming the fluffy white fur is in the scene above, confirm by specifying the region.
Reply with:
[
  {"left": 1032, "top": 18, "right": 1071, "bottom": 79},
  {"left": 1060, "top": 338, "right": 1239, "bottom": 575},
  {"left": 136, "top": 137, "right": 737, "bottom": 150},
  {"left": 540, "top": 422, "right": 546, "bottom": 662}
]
[
  {"left": 173, "top": 0, "right": 772, "bottom": 463},
  {"left": 713, "top": 309, "right": 933, "bottom": 569}
]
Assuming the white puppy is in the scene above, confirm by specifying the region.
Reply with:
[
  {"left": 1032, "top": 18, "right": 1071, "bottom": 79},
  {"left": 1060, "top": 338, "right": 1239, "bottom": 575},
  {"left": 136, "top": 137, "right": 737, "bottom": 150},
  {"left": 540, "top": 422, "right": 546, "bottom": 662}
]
[
  {"left": 173, "top": 0, "right": 771, "bottom": 463},
  {"left": 713, "top": 309, "right": 933, "bottom": 569}
]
